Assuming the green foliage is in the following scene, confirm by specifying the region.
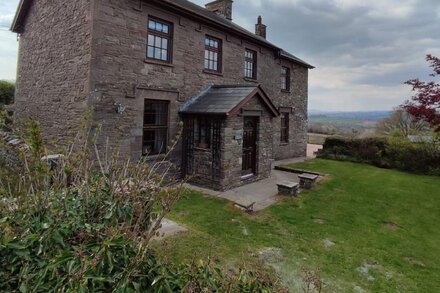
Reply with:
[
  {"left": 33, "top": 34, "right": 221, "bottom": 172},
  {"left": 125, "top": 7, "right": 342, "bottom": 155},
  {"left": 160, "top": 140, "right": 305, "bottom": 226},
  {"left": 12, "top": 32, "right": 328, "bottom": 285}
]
[
  {"left": 320, "top": 137, "right": 388, "bottom": 167},
  {"left": 319, "top": 137, "right": 440, "bottom": 175},
  {"left": 0, "top": 80, "right": 15, "bottom": 105},
  {"left": 0, "top": 116, "right": 278, "bottom": 292},
  {"left": 386, "top": 137, "right": 440, "bottom": 175}
]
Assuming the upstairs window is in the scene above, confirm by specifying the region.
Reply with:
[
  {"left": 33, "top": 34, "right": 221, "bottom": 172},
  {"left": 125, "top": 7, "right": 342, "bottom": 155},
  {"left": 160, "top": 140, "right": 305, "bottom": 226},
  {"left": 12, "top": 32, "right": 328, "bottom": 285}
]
[
  {"left": 143, "top": 100, "right": 169, "bottom": 155},
  {"left": 244, "top": 49, "right": 257, "bottom": 79},
  {"left": 280, "top": 112, "right": 289, "bottom": 143},
  {"left": 204, "top": 36, "right": 222, "bottom": 72},
  {"left": 281, "top": 66, "right": 291, "bottom": 91},
  {"left": 147, "top": 18, "right": 172, "bottom": 62}
]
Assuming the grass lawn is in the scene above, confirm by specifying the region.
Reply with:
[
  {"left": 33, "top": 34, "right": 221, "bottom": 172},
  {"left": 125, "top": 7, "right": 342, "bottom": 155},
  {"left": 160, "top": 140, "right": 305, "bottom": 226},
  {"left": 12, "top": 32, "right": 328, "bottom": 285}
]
[{"left": 157, "top": 159, "right": 440, "bottom": 292}]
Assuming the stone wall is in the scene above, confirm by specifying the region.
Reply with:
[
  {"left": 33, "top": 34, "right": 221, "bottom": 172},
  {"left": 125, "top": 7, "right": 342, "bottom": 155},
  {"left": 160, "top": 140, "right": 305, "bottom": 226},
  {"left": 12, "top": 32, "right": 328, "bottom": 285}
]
[
  {"left": 88, "top": 0, "right": 308, "bottom": 161},
  {"left": 14, "top": 0, "right": 93, "bottom": 147},
  {"left": 191, "top": 147, "right": 219, "bottom": 190}
]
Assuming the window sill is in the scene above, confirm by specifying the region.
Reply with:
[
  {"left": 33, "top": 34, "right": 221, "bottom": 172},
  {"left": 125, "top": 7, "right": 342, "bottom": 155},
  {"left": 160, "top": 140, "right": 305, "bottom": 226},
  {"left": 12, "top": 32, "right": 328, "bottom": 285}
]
[
  {"left": 243, "top": 77, "right": 258, "bottom": 83},
  {"left": 280, "top": 142, "right": 289, "bottom": 146},
  {"left": 144, "top": 59, "right": 174, "bottom": 68},
  {"left": 203, "top": 69, "right": 223, "bottom": 76},
  {"left": 281, "top": 89, "right": 291, "bottom": 93}
]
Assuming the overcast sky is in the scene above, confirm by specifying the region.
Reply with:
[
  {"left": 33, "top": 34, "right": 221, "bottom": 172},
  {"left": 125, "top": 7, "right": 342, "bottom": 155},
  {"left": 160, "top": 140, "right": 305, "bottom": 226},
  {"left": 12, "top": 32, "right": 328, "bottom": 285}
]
[{"left": 1, "top": 0, "right": 439, "bottom": 111}]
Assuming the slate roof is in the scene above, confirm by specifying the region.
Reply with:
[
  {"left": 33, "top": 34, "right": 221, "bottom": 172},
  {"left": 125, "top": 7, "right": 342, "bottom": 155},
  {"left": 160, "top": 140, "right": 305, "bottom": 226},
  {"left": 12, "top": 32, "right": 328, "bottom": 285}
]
[
  {"left": 180, "top": 85, "right": 279, "bottom": 116},
  {"left": 11, "top": 0, "right": 314, "bottom": 69}
]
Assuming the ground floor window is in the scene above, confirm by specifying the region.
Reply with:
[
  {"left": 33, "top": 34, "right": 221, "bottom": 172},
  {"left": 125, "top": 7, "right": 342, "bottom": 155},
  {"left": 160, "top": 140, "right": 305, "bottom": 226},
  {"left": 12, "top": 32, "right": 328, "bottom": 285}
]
[
  {"left": 195, "top": 117, "right": 212, "bottom": 149},
  {"left": 143, "top": 100, "right": 169, "bottom": 155},
  {"left": 280, "top": 112, "right": 289, "bottom": 143}
]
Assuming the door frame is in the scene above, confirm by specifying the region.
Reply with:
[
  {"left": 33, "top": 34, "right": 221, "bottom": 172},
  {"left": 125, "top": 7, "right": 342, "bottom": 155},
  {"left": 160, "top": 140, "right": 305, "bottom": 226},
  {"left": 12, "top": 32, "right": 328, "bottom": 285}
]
[{"left": 241, "top": 116, "right": 259, "bottom": 178}]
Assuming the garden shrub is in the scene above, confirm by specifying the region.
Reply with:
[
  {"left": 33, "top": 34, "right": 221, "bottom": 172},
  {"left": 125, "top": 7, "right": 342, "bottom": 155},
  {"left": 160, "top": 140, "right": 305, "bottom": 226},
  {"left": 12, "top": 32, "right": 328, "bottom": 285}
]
[
  {"left": 386, "top": 138, "right": 440, "bottom": 175},
  {"left": 320, "top": 137, "right": 388, "bottom": 167},
  {"left": 319, "top": 137, "right": 440, "bottom": 175}
]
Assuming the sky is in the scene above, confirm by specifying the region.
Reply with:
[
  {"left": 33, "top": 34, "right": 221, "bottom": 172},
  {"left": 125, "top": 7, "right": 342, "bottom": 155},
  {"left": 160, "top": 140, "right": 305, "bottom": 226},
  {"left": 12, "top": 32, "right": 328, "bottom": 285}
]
[{"left": 1, "top": 0, "right": 439, "bottom": 111}]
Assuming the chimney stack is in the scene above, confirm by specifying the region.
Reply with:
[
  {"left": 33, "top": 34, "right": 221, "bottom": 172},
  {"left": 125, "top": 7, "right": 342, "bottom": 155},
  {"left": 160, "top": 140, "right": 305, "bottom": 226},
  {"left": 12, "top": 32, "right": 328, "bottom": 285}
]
[
  {"left": 255, "top": 16, "right": 267, "bottom": 39},
  {"left": 205, "top": 0, "right": 233, "bottom": 20}
]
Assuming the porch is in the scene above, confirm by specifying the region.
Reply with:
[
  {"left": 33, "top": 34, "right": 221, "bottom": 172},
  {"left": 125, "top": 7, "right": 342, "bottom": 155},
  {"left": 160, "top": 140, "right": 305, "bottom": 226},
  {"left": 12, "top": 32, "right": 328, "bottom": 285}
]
[{"left": 180, "top": 85, "right": 279, "bottom": 191}]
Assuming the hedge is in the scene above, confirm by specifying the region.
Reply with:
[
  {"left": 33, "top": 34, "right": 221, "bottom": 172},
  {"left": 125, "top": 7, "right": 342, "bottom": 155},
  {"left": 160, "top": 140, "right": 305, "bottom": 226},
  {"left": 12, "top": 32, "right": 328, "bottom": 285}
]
[{"left": 318, "top": 137, "right": 440, "bottom": 175}]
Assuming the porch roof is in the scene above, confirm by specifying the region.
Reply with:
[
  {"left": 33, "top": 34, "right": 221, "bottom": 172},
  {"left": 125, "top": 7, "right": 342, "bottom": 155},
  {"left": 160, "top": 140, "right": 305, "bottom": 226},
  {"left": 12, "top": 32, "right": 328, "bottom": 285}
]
[{"left": 180, "top": 85, "right": 279, "bottom": 117}]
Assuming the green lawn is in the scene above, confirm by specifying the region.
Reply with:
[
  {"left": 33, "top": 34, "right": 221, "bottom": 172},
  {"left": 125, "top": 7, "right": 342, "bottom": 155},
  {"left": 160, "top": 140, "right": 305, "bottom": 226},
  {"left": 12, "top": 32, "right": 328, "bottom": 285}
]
[{"left": 158, "top": 160, "right": 440, "bottom": 292}]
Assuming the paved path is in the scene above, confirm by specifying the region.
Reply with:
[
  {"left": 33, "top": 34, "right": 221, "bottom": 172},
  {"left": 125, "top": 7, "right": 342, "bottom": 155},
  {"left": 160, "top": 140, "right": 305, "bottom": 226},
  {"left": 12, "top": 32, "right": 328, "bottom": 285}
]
[{"left": 186, "top": 157, "right": 307, "bottom": 211}]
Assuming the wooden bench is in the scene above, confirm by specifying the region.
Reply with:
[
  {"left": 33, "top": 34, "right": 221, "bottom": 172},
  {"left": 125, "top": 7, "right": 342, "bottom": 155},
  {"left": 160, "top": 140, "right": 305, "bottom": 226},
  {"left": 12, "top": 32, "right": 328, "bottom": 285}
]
[
  {"left": 277, "top": 181, "right": 300, "bottom": 197},
  {"left": 298, "top": 173, "right": 319, "bottom": 189}
]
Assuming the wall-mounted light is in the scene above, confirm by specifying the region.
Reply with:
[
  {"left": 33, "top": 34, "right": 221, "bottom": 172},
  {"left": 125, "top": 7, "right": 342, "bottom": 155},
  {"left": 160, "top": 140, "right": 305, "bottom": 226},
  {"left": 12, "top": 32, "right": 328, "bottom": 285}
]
[{"left": 114, "top": 102, "right": 126, "bottom": 114}]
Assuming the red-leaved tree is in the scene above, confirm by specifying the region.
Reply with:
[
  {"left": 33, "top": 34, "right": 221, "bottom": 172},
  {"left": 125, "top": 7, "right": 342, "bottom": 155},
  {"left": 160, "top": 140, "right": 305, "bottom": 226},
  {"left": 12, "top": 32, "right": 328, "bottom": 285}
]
[{"left": 403, "top": 55, "right": 440, "bottom": 132}]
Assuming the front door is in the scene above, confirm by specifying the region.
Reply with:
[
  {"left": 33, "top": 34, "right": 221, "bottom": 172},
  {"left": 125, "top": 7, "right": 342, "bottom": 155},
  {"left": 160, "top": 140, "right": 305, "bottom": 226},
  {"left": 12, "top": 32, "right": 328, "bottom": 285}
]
[{"left": 242, "top": 117, "right": 258, "bottom": 177}]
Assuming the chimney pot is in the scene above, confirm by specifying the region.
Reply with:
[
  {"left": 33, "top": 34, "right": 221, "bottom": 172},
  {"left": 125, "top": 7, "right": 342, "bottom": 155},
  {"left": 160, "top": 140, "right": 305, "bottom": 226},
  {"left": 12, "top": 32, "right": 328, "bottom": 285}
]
[
  {"left": 255, "top": 16, "right": 267, "bottom": 39},
  {"left": 205, "top": 0, "right": 233, "bottom": 20}
]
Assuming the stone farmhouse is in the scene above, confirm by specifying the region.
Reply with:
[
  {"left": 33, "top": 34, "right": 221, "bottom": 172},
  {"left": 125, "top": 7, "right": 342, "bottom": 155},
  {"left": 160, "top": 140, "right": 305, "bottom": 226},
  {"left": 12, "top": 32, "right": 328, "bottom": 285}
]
[{"left": 11, "top": 0, "right": 313, "bottom": 191}]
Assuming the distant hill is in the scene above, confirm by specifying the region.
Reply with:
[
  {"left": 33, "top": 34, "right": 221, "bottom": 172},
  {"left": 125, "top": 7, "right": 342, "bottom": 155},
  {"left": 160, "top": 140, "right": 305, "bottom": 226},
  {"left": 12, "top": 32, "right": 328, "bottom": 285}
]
[
  {"left": 308, "top": 110, "right": 392, "bottom": 132},
  {"left": 309, "top": 110, "right": 392, "bottom": 121}
]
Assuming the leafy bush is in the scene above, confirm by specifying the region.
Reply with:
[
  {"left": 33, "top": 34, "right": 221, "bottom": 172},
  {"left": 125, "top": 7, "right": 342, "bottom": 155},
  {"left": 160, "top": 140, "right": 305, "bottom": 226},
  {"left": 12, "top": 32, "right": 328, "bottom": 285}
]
[
  {"left": 319, "top": 137, "right": 440, "bottom": 175},
  {"left": 321, "top": 137, "right": 388, "bottom": 167},
  {"left": 0, "top": 115, "right": 283, "bottom": 292},
  {"left": 0, "top": 80, "right": 14, "bottom": 105},
  {"left": 386, "top": 138, "right": 440, "bottom": 175}
]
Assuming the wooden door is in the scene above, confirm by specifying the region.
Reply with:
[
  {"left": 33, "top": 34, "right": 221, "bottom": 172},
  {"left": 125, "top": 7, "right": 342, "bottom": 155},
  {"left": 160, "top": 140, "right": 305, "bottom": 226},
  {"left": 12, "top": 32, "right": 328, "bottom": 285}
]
[{"left": 242, "top": 117, "right": 258, "bottom": 176}]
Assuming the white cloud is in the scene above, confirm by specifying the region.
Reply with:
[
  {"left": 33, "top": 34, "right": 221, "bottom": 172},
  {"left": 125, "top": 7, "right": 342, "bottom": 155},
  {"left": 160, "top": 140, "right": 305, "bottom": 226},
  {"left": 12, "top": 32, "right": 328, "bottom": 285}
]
[
  {"left": 0, "top": 31, "right": 18, "bottom": 80},
  {"left": 333, "top": 0, "right": 417, "bottom": 19},
  {"left": 309, "top": 83, "right": 408, "bottom": 111}
]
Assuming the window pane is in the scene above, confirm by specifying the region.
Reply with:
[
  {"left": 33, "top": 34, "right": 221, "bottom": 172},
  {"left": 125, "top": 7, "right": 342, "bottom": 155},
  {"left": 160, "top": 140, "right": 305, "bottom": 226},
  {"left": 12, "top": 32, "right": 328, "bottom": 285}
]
[
  {"left": 148, "top": 34, "right": 154, "bottom": 46},
  {"left": 161, "top": 49, "right": 168, "bottom": 61},
  {"left": 162, "top": 38, "right": 168, "bottom": 49},
  {"left": 155, "top": 49, "right": 161, "bottom": 59},
  {"left": 148, "top": 20, "right": 156, "bottom": 30},
  {"left": 143, "top": 129, "right": 167, "bottom": 155},
  {"left": 147, "top": 46, "right": 154, "bottom": 58},
  {"left": 205, "top": 59, "right": 209, "bottom": 69},
  {"left": 155, "top": 36, "right": 161, "bottom": 47},
  {"left": 144, "top": 102, "right": 168, "bottom": 125},
  {"left": 162, "top": 24, "right": 169, "bottom": 33},
  {"left": 156, "top": 23, "right": 162, "bottom": 32}
]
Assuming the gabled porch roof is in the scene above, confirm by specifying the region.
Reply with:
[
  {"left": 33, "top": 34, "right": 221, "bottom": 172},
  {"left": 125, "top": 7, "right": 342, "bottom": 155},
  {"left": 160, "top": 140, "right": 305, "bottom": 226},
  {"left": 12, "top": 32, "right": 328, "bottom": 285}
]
[{"left": 180, "top": 85, "right": 279, "bottom": 117}]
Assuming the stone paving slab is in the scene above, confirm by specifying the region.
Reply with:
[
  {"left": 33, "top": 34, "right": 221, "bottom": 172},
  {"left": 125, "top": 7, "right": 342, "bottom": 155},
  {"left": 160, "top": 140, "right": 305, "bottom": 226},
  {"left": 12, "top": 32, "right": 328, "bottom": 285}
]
[
  {"left": 155, "top": 218, "right": 188, "bottom": 240},
  {"left": 186, "top": 157, "right": 309, "bottom": 212}
]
